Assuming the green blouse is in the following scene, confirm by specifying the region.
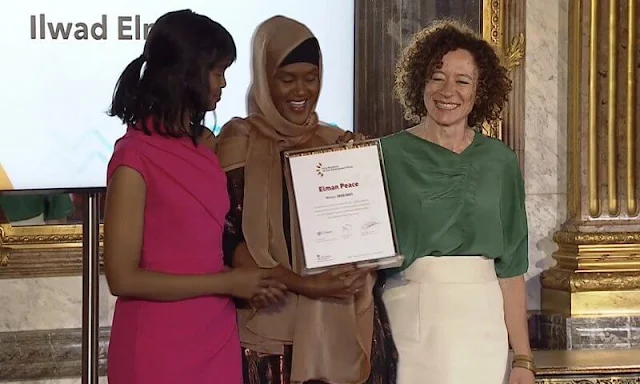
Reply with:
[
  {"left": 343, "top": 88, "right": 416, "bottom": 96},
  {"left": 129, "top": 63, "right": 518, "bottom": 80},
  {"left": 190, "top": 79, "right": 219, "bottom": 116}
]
[{"left": 381, "top": 130, "right": 528, "bottom": 278}]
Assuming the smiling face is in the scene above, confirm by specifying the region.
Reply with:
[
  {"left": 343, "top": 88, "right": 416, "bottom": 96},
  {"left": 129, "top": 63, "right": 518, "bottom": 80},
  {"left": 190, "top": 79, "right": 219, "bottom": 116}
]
[
  {"left": 423, "top": 48, "right": 478, "bottom": 128},
  {"left": 270, "top": 62, "right": 320, "bottom": 125}
]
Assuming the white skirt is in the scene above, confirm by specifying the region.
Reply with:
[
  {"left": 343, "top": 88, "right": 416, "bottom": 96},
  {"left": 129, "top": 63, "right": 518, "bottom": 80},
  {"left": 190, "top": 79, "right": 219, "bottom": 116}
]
[{"left": 383, "top": 256, "right": 509, "bottom": 384}]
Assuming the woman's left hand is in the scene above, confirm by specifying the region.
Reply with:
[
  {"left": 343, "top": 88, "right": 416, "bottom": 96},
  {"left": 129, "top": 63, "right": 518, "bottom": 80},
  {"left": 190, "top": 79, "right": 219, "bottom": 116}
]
[
  {"left": 248, "top": 286, "right": 287, "bottom": 310},
  {"left": 336, "top": 131, "right": 368, "bottom": 144},
  {"left": 508, "top": 367, "right": 535, "bottom": 384}
]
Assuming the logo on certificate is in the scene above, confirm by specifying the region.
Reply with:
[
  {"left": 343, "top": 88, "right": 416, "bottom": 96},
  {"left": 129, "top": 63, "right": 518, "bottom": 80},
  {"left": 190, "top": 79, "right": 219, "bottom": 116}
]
[
  {"left": 316, "top": 254, "right": 333, "bottom": 262},
  {"left": 315, "top": 161, "right": 353, "bottom": 178}
]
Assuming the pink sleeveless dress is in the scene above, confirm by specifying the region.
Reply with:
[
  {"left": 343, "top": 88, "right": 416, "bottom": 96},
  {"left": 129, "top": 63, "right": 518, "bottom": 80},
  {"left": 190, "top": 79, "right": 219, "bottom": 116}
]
[{"left": 106, "top": 128, "right": 241, "bottom": 383}]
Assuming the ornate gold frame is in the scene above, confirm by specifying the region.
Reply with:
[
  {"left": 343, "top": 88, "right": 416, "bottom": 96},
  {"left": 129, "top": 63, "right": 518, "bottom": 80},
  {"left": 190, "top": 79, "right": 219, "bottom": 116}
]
[
  {"left": 1, "top": 223, "right": 86, "bottom": 252},
  {"left": 0, "top": 0, "right": 525, "bottom": 276},
  {"left": 482, "top": 0, "right": 526, "bottom": 66},
  {"left": 481, "top": 0, "right": 526, "bottom": 139},
  {"left": 0, "top": 221, "right": 98, "bottom": 275}
]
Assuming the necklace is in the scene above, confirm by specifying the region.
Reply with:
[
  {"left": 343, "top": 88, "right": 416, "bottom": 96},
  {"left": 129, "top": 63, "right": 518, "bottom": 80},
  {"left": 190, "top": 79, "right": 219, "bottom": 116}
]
[{"left": 421, "top": 122, "right": 473, "bottom": 153}]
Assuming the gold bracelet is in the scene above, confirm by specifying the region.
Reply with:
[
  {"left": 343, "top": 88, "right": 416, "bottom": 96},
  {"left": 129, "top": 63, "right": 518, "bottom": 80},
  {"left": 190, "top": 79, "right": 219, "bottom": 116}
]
[
  {"left": 512, "top": 354, "right": 534, "bottom": 363},
  {"left": 512, "top": 360, "right": 536, "bottom": 374}
]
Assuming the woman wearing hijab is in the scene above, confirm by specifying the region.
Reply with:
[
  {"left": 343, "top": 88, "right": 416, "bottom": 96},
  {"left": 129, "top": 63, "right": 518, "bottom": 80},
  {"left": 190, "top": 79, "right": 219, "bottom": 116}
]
[{"left": 215, "top": 15, "right": 397, "bottom": 384}]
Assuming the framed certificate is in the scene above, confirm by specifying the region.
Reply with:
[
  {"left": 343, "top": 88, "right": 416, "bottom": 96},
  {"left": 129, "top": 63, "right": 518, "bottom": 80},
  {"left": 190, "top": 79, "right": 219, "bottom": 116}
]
[{"left": 285, "top": 139, "right": 403, "bottom": 275}]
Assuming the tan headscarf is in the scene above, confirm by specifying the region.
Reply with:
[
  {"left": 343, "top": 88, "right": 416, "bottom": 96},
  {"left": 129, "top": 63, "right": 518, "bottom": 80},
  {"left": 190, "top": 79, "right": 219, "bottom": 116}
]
[{"left": 216, "top": 15, "right": 375, "bottom": 384}]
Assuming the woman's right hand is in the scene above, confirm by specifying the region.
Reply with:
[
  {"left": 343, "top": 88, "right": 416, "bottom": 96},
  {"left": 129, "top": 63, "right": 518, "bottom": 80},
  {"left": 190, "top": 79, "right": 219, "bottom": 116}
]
[
  {"left": 303, "top": 265, "right": 372, "bottom": 300},
  {"left": 224, "top": 267, "right": 287, "bottom": 301}
]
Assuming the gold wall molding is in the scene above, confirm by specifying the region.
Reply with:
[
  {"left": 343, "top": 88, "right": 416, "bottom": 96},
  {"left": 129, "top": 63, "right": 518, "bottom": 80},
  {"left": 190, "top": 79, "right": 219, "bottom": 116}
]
[
  {"left": 0, "top": 248, "right": 104, "bottom": 279},
  {"left": 0, "top": 223, "right": 104, "bottom": 257},
  {"left": 541, "top": 269, "right": 640, "bottom": 292},
  {"left": 488, "top": 0, "right": 526, "bottom": 168},
  {"left": 625, "top": 0, "right": 637, "bottom": 217},
  {"left": 542, "top": 233, "right": 640, "bottom": 315},
  {"left": 1, "top": 224, "right": 84, "bottom": 247},
  {"left": 536, "top": 377, "right": 640, "bottom": 384},
  {"left": 542, "top": 288, "right": 640, "bottom": 316},
  {"left": 554, "top": 231, "right": 640, "bottom": 245},
  {"left": 541, "top": 0, "right": 640, "bottom": 317},
  {"left": 0, "top": 224, "right": 104, "bottom": 279},
  {"left": 483, "top": 0, "right": 503, "bottom": 47},
  {"left": 566, "top": 0, "right": 640, "bottom": 223},
  {"left": 479, "top": 0, "right": 527, "bottom": 172},
  {"left": 481, "top": 30, "right": 527, "bottom": 140},
  {"left": 504, "top": 33, "right": 525, "bottom": 69}
]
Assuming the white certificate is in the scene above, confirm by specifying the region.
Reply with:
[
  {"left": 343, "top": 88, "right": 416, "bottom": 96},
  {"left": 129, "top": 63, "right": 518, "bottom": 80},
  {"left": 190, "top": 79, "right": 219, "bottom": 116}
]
[{"left": 286, "top": 140, "right": 400, "bottom": 271}]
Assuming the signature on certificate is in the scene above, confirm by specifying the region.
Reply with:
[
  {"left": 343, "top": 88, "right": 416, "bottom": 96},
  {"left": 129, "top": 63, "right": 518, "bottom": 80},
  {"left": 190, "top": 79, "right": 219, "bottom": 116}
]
[
  {"left": 361, "top": 220, "right": 381, "bottom": 236},
  {"left": 362, "top": 220, "right": 380, "bottom": 230}
]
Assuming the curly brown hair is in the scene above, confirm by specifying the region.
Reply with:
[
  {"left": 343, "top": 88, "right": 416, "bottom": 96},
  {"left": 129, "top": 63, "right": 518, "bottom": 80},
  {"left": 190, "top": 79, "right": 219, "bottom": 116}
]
[{"left": 393, "top": 19, "right": 512, "bottom": 128}]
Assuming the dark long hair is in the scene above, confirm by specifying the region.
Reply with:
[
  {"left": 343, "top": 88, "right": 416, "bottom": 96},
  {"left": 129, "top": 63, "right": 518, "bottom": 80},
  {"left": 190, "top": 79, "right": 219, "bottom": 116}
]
[{"left": 109, "top": 9, "right": 236, "bottom": 144}]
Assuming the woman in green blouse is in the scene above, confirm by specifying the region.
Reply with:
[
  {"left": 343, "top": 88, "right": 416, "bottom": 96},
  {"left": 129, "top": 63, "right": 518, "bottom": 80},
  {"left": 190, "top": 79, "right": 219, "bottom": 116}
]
[{"left": 380, "top": 20, "right": 534, "bottom": 384}]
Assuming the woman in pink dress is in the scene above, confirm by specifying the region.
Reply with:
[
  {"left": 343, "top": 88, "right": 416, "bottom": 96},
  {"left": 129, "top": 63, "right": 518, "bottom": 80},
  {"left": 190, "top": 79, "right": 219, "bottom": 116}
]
[{"left": 103, "top": 10, "right": 286, "bottom": 384}]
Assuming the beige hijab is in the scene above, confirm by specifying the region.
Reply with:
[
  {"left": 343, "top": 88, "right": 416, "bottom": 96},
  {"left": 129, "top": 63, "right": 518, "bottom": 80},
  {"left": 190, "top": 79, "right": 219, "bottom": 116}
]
[{"left": 216, "top": 15, "right": 375, "bottom": 384}]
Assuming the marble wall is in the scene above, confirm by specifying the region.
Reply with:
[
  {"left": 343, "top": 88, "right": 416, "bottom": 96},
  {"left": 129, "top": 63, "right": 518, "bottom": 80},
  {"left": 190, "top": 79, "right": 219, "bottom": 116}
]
[
  {"left": 0, "top": 276, "right": 115, "bottom": 382},
  {"left": 0, "top": 276, "right": 115, "bottom": 333},
  {"left": 523, "top": 0, "right": 569, "bottom": 310}
]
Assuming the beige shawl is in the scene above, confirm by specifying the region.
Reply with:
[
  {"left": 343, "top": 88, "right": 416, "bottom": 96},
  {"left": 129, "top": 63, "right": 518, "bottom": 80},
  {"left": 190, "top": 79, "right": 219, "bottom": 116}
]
[{"left": 215, "top": 15, "right": 375, "bottom": 384}]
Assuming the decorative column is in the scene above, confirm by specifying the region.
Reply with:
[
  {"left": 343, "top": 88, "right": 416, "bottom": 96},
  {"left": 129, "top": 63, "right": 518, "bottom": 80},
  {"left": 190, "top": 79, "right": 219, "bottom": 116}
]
[
  {"left": 539, "top": 0, "right": 640, "bottom": 350},
  {"left": 482, "top": 0, "right": 526, "bottom": 168}
]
